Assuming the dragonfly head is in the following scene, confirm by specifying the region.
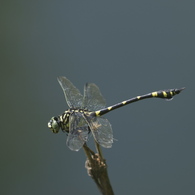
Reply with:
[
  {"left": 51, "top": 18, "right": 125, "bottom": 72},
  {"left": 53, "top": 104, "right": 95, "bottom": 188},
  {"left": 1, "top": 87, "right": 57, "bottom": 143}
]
[{"left": 48, "top": 116, "right": 61, "bottom": 133}]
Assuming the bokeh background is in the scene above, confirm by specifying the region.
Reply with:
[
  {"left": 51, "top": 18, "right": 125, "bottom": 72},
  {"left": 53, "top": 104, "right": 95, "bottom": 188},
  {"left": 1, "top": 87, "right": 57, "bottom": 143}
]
[{"left": 1, "top": 1, "right": 194, "bottom": 195}]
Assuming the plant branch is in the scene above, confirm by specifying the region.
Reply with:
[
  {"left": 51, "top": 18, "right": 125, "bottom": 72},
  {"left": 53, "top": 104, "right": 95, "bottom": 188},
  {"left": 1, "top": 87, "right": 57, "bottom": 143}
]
[{"left": 83, "top": 143, "right": 114, "bottom": 195}]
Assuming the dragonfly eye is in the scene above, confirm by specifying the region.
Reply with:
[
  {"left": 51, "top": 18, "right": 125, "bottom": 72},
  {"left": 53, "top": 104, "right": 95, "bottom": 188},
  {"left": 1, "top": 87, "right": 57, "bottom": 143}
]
[{"left": 48, "top": 117, "right": 60, "bottom": 134}]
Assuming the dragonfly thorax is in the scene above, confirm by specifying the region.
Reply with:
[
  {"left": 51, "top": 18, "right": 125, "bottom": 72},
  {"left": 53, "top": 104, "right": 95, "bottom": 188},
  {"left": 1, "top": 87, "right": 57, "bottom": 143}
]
[{"left": 48, "top": 109, "right": 93, "bottom": 134}]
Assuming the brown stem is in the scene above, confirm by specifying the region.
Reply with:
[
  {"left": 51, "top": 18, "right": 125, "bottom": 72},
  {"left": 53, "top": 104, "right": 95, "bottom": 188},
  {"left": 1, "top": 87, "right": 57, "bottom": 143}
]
[{"left": 83, "top": 143, "right": 114, "bottom": 195}]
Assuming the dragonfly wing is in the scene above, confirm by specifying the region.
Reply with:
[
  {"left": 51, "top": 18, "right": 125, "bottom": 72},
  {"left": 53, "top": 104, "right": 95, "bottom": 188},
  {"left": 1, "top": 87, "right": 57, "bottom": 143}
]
[
  {"left": 66, "top": 112, "right": 89, "bottom": 151},
  {"left": 85, "top": 116, "right": 113, "bottom": 148},
  {"left": 58, "top": 76, "right": 83, "bottom": 108},
  {"left": 83, "top": 83, "right": 106, "bottom": 111}
]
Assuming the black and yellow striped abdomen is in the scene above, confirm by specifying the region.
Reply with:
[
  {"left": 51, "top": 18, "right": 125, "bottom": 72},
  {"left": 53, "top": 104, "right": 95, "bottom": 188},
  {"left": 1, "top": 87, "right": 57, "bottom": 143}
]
[{"left": 94, "top": 88, "right": 185, "bottom": 116}]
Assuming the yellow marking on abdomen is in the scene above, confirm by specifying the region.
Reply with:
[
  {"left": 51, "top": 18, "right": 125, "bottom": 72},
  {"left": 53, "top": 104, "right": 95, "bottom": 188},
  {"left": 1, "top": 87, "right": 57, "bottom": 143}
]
[
  {"left": 170, "top": 91, "right": 173, "bottom": 96},
  {"left": 95, "top": 111, "right": 101, "bottom": 116},
  {"left": 152, "top": 92, "right": 158, "bottom": 97},
  {"left": 122, "top": 101, "right": 127, "bottom": 104},
  {"left": 162, "top": 91, "right": 167, "bottom": 97},
  {"left": 137, "top": 96, "right": 141, "bottom": 99},
  {"left": 107, "top": 106, "right": 112, "bottom": 110}
]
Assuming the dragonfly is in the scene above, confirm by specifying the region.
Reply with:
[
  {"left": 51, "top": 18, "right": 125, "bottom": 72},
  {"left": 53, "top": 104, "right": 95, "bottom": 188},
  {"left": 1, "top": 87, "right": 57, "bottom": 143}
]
[{"left": 48, "top": 76, "right": 184, "bottom": 151}]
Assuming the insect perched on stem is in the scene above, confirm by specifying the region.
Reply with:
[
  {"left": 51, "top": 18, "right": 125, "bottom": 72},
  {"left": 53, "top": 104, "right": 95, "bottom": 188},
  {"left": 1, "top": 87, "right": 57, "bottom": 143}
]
[{"left": 48, "top": 76, "right": 184, "bottom": 151}]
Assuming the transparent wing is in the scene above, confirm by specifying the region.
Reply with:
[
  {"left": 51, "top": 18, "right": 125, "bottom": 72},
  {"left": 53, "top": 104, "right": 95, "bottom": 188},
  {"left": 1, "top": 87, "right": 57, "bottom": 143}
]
[
  {"left": 84, "top": 115, "right": 113, "bottom": 148},
  {"left": 66, "top": 112, "right": 89, "bottom": 151},
  {"left": 57, "top": 76, "right": 83, "bottom": 108},
  {"left": 83, "top": 83, "right": 106, "bottom": 111}
]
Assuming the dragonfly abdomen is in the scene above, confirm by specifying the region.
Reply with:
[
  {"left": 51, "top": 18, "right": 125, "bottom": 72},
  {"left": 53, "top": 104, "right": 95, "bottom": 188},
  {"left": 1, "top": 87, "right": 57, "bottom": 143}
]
[{"left": 95, "top": 88, "right": 184, "bottom": 116}]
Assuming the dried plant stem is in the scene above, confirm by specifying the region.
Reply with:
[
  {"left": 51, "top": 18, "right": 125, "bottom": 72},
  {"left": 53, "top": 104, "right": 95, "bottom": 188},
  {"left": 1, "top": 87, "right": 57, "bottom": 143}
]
[{"left": 83, "top": 143, "right": 114, "bottom": 195}]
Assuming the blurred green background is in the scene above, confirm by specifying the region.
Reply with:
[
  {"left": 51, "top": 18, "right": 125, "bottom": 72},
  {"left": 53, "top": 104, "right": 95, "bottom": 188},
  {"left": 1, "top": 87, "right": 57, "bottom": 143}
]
[{"left": 1, "top": 1, "right": 194, "bottom": 195}]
